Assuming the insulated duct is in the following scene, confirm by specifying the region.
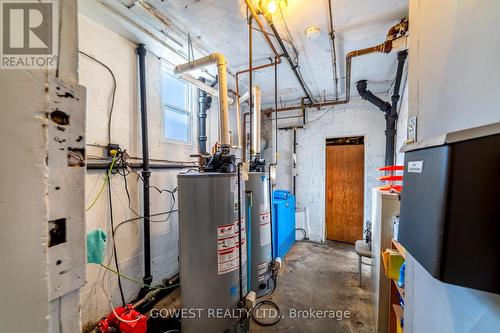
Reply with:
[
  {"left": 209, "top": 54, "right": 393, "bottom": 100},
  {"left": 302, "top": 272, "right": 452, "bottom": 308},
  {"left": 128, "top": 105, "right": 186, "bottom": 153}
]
[
  {"left": 250, "top": 86, "right": 262, "bottom": 159},
  {"left": 175, "top": 53, "right": 230, "bottom": 147}
]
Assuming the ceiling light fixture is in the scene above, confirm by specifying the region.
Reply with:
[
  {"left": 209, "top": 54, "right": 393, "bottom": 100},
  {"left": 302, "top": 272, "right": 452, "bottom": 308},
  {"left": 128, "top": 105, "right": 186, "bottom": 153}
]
[
  {"left": 305, "top": 26, "right": 322, "bottom": 40},
  {"left": 267, "top": 0, "right": 277, "bottom": 14}
]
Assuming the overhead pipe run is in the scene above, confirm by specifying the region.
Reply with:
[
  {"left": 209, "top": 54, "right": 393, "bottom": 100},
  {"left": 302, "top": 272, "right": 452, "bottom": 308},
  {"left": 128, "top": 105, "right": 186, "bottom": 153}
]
[
  {"left": 267, "top": 21, "right": 315, "bottom": 104},
  {"left": 263, "top": 18, "right": 409, "bottom": 114},
  {"left": 356, "top": 50, "right": 408, "bottom": 166},
  {"left": 328, "top": 0, "right": 339, "bottom": 100},
  {"left": 244, "top": 0, "right": 314, "bottom": 104},
  {"left": 175, "top": 53, "right": 231, "bottom": 148},
  {"left": 235, "top": 58, "right": 278, "bottom": 151}
]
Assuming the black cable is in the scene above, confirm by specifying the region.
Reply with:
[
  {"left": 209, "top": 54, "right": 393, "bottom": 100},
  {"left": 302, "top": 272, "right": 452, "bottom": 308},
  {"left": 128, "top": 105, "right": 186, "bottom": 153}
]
[
  {"left": 295, "top": 227, "right": 307, "bottom": 241},
  {"left": 122, "top": 159, "right": 178, "bottom": 197},
  {"left": 274, "top": 56, "right": 278, "bottom": 163},
  {"left": 113, "top": 210, "right": 179, "bottom": 234},
  {"left": 78, "top": 50, "right": 116, "bottom": 145},
  {"left": 252, "top": 277, "right": 281, "bottom": 326},
  {"left": 307, "top": 105, "right": 334, "bottom": 124},
  {"left": 118, "top": 152, "right": 178, "bottom": 223},
  {"left": 253, "top": 300, "right": 281, "bottom": 326},
  {"left": 237, "top": 163, "right": 244, "bottom": 304},
  {"left": 108, "top": 174, "right": 126, "bottom": 306},
  {"left": 294, "top": 227, "right": 327, "bottom": 245}
]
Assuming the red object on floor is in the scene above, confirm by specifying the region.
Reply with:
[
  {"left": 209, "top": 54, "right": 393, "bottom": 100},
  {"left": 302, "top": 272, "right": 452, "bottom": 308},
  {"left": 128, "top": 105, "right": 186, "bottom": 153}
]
[{"left": 99, "top": 304, "right": 147, "bottom": 333}]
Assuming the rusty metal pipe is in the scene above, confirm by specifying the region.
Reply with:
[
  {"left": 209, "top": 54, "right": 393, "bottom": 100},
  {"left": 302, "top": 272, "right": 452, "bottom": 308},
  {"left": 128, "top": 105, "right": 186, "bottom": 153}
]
[
  {"left": 263, "top": 18, "right": 408, "bottom": 114},
  {"left": 244, "top": 0, "right": 281, "bottom": 59},
  {"left": 263, "top": 41, "right": 391, "bottom": 114},
  {"left": 235, "top": 59, "right": 279, "bottom": 151}
]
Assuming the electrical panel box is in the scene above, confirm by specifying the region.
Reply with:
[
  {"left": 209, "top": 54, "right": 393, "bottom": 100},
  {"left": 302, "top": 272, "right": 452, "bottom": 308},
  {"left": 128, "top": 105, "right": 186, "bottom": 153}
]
[{"left": 399, "top": 123, "right": 500, "bottom": 294}]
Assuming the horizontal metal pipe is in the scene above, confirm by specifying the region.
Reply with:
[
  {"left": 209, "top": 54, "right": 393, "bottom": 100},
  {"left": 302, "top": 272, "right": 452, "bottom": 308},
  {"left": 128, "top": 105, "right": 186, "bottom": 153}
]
[
  {"left": 86, "top": 161, "right": 192, "bottom": 170},
  {"left": 133, "top": 273, "right": 180, "bottom": 310},
  {"left": 262, "top": 18, "right": 409, "bottom": 114}
]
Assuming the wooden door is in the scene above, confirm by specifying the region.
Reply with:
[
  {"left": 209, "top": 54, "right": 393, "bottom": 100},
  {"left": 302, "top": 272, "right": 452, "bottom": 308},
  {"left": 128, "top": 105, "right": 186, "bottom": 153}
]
[{"left": 325, "top": 142, "right": 364, "bottom": 243}]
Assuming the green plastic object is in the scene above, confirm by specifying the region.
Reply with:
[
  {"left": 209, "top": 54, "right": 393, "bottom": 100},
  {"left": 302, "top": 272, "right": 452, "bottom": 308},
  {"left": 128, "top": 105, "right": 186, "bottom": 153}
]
[{"left": 86, "top": 229, "right": 107, "bottom": 264}]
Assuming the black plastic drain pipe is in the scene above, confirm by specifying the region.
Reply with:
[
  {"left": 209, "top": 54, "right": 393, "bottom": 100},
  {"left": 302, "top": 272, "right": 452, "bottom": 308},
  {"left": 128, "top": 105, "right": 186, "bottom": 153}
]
[
  {"left": 137, "top": 43, "right": 153, "bottom": 291},
  {"left": 197, "top": 77, "right": 212, "bottom": 155},
  {"left": 356, "top": 50, "right": 408, "bottom": 166}
]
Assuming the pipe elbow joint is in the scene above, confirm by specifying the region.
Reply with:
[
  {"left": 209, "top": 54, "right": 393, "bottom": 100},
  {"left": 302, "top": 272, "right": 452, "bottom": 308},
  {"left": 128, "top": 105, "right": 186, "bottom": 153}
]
[
  {"left": 356, "top": 80, "right": 368, "bottom": 97},
  {"left": 212, "top": 52, "right": 227, "bottom": 66}
]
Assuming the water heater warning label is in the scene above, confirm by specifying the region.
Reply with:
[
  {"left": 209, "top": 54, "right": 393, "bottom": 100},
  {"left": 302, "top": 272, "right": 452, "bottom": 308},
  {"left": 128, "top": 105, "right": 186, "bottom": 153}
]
[
  {"left": 259, "top": 211, "right": 271, "bottom": 246},
  {"left": 217, "top": 219, "right": 247, "bottom": 275}
]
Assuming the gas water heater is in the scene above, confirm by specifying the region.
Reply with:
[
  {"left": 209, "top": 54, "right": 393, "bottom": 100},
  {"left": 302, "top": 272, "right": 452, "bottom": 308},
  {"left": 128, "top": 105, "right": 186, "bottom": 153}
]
[
  {"left": 175, "top": 54, "right": 248, "bottom": 333},
  {"left": 178, "top": 173, "right": 247, "bottom": 332},
  {"left": 246, "top": 86, "right": 275, "bottom": 297}
]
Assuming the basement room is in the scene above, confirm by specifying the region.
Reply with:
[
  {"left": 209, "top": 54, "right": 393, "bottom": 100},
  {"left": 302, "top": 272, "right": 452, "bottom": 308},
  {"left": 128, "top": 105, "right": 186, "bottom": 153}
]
[{"left": 1, "top": 0, "right": 499, "bottom": 333}]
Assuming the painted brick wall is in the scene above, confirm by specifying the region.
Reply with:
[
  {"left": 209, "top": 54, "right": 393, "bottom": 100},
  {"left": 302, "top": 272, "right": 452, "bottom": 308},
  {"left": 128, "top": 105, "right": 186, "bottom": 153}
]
[{"left": 262, "top": 98, "right": 387, "bottom": 241}]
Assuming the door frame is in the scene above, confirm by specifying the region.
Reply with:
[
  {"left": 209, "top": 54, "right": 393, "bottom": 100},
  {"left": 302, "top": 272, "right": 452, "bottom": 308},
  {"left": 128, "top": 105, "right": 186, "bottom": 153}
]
[{"left": 323, "top": 135, "right": 366, "bottom": 242}]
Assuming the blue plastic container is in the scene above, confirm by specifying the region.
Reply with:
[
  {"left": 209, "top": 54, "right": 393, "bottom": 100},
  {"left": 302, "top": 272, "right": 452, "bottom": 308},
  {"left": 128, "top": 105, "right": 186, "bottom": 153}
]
[{"left": 272, "top": 190, "right": 296, "bottom": 259}]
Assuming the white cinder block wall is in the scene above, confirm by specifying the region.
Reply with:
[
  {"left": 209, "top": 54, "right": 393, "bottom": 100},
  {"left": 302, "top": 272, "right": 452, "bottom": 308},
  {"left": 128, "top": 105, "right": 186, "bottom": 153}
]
[
  {"left": 262, "top": 98, "right": 387, "bottom": 241},
  {"left": 78, "top": 14, "right": 222, "bottom": 327}
]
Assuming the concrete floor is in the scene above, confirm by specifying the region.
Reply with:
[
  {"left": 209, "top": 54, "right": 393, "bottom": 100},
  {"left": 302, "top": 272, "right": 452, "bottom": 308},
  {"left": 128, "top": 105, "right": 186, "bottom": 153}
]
[{"left": 250, "top": 241, "right": 374, "bottom": 333}]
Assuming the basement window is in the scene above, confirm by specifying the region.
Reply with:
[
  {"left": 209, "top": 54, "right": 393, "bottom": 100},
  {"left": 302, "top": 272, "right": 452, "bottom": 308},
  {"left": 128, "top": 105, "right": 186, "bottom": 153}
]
[{"left": 161, "top": 70, "right": 193, "bottom": 144}]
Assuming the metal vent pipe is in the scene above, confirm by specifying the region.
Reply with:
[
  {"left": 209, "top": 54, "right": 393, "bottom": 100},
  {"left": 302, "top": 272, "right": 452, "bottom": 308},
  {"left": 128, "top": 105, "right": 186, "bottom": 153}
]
[
  {"left": 175, "top": 53, "right": 230, "bottom": 147},
  {"left": 250, "top": 86, "right": 262, "bottom": 158}
]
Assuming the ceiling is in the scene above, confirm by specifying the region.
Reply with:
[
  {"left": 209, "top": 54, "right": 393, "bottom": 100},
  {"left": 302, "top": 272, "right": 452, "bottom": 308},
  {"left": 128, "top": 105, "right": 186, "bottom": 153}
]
[{"left": 123, "top": 0, "right": 408, "bottom": 107}]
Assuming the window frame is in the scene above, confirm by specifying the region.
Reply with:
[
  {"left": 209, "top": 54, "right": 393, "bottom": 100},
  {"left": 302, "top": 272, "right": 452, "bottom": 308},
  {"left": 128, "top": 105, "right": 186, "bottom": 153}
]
[{"left": 160, "top": 63, "right": 194, "bottom": 146}]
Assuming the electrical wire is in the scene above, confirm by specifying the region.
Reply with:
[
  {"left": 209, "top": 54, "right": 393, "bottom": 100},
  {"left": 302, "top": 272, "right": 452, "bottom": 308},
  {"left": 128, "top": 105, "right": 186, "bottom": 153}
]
[
  {"left": 113, "top": 210, "right": 179, "bottom": 234},
  {"left": 252, "top": 276, "right": 281, "bottom": 326},
  {"left": 277, "top": 5, "right": 299, "bottom": 64},
  {"left": 278, "top": 4, "right": 318, "bottom": 100},
  {"left": 120, "top": 155, "right": 178, "bottom": 223},
  {"left": 86, "top": 154, "right": 117, "bottom": 211},
  {"left": 78, "top": 50, "right": 116, "bottom": 145},
  {"left": 108, "top": 178, "right": 126, "bottom": 306},
  {"left": 295, "top": 227, "right": 327, "bottom": 245},
  {"left": 306, "top": 105, "right": 334, "bottom": 124},
  {"left": 101, "top": 264, "right": 180, "bottom": 291}
]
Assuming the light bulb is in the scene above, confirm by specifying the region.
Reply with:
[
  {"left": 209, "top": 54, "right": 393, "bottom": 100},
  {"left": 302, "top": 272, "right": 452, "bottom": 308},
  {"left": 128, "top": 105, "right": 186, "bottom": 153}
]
[{"left": 267, "top": 0, "right": 277, "bottom": 14}]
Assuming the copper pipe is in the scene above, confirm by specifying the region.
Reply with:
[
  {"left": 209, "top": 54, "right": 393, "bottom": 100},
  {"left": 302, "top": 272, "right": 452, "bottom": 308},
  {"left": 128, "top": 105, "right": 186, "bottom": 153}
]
[
  {"left": 263, "top": 41, "right": 392, "bottom": 114},
  {"left": 234, "top": 60, "right": 281, "bottom": 153},
  {"left": 262, "top": 18, "right": 407, "bottom": 114},
  {"left": 244, "top": 0, "right": 281, "bottom": 59}
]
